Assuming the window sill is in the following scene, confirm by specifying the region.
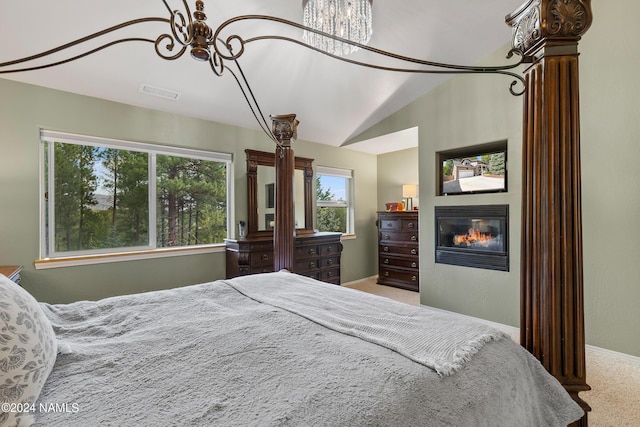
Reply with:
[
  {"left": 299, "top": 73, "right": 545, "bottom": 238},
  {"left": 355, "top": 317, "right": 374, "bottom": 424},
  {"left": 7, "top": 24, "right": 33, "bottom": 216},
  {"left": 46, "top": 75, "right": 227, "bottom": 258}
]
[
  {"left": 341, "top": 233, "right": 357, "bottom": 241},
  {"left": 35, "top": 244, "right": 225, "bottom": 270}
]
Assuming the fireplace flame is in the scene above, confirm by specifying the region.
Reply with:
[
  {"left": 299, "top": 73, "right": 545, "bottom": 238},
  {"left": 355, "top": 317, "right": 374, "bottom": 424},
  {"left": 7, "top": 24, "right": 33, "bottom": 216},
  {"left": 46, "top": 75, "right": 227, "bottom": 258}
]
[{"left": 454, "top": 228, "right": 493, "bottom": 246}]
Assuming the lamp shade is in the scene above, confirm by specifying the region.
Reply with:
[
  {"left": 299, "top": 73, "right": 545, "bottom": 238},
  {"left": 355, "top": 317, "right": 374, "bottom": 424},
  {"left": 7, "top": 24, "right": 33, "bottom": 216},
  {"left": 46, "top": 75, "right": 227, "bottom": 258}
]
[{"left": 402, "top": 184, "right": 417, "bottom": 198}]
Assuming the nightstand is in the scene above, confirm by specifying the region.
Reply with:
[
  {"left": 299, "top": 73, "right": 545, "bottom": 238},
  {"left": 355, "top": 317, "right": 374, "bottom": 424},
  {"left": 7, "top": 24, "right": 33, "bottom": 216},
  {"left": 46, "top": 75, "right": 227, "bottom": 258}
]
[{"left": 0, "top": 265, "right": 23, "bottom": 285}]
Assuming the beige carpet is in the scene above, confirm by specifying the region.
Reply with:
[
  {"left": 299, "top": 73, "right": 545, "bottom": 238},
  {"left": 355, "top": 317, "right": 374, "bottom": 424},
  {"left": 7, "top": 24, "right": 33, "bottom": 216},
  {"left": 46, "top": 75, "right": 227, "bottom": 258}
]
[{"left": 343, "top": 277, "right": 640, "bottom": 426}]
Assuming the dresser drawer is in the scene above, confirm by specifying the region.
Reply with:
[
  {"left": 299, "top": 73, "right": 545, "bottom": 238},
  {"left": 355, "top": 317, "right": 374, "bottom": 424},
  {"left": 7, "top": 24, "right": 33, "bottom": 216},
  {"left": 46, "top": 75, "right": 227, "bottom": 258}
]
[
  {"left": 295, "top": 256, "right": 340, "bottom": 274},
  {"left": 248, "top": 241, "right": 274, "bottom": 252},
  {"left": 295, "top": 257, "right": 321, "bottom": 272},
  {"left": 380, "top": 256, "right": 418, "bottom": 270},
  {"left": 250, "top": 265, "right": 274, "bottom": 274},
  {"left": 251, "top": 250, "right": 273, "bottom": 266},
  {"left": 379, "top": 230, "right": 419, "bottom": 243},
  {"left": 318, "top": 256, "right": 338, "bottom": 269},
  {"left": 320, "top": 268, "right": 341, "bottom": 284},
  {"left": 296, "top": 242, "right": 341, "bottom": 258},
  {"left": 379, "top": 218, "right": 401, "bottom": 231},
  {"left": 379, "top": 267, "right": 419, "bottom": 285},
  {"left": 295, "top": 245, "right": 320, "bottom": 259},
  {"left": 299, "top": 270, "right": 321, "bottom": 281},
  {"left": 379, "top": 215, "right": 418, "bottom": 231},
  {"left": 319, "top": 242, "right": 341, "bottom": 256},
  {"left": 379, "top": 244, "right": 418, "bottom": 256},
  {"left": 401, "top": 218, "right": 418, "bottom": 231}
]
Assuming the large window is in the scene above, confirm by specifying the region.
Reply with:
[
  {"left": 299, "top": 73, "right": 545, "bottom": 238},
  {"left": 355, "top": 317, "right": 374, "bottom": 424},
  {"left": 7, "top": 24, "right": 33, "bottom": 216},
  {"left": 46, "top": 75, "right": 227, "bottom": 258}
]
[
  {"left": 41, "top": 131, "right": 231, "bottom": 259},
  {"left": 316, "top": 166, "right": 353, "bottom": 234}
]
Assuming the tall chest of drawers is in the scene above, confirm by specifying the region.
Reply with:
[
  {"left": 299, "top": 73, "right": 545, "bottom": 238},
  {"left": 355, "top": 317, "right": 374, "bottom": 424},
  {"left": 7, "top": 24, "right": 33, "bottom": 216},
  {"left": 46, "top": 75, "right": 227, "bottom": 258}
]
[
  {"left": 225, "top": 232, "right": 342, "bottom": 285},
  {"left": 377, "top": 211, "right": 419, "bottom": 291}
]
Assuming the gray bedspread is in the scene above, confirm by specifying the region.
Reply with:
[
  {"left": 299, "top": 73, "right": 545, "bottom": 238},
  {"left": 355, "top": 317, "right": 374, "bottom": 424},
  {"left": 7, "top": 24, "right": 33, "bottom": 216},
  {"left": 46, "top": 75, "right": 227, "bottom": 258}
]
[
  {"left": 34, "top": 271, "right": 583, "bottom": 426},
  {"left": 225, "top": 272, "right": 506, "bottom": 376}
]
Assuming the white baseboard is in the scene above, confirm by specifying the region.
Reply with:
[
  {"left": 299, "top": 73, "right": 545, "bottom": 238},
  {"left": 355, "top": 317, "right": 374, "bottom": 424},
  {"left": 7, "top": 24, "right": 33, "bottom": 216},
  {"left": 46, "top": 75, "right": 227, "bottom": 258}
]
[
  {"left": 586, "top": 343, "right": 640, "bottom": 365},
  {"left": 421, "top": 304, "right": 640, "bottom": 367},
  {"left": 342, "top": 275, "right": 378, "bottom": 287}
]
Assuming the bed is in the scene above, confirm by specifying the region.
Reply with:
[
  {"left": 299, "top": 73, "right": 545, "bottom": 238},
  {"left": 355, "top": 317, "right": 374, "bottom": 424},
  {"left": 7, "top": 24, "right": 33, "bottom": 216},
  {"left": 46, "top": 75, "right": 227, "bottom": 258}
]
[
  {"left": 1, "top": 271, "right": 582, "bottom": 426},
  {"left": 0, "top": 1, "right": 593, "bottom": 425}
]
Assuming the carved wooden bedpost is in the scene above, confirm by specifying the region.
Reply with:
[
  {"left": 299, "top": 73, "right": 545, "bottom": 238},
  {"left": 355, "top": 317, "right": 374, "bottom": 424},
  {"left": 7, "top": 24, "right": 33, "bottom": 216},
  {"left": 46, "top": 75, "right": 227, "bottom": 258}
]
[
  {"left": 270, "top": 114, "right": 299, "bottom": 272},
  {"left": 506, "top": 1, "right": 593, "bottom": 424}
]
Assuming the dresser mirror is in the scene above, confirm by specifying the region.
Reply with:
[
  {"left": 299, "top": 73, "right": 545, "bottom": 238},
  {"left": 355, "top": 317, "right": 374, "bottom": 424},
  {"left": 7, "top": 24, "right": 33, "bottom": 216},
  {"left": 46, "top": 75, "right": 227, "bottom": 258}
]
[{"left": 245, "top": 149, "right": 314, "bottom": 238}]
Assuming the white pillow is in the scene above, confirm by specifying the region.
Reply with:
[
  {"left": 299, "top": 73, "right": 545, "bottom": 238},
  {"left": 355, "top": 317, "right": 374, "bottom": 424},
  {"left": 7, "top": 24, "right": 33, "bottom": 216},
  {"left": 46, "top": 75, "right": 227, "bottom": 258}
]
[{"left": 0, "top": 274, "right": 57, "bottom": 427}]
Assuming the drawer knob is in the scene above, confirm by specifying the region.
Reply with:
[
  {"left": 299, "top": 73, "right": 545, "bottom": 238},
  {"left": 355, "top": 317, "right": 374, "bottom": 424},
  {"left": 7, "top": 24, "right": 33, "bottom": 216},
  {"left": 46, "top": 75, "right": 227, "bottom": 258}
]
[
  {"left": 411, "top": 235, "right": 417, "bottom": 241},
  {"left": 411, "top": 276, "right": 417, "bottom": 281},
  {"left": 309, "top": 248, "right": 316, "bottom": 255},
  {"left": 327, "top": 272, "right": 333, "bottom": 277},
  {"left": 327, "top": 246, "right": 332, "bottom": 253},
  {"left": 408, "top": 222, "right": 415, "bottom": 229},
  {"left": 327, "top": 259, "right": 333, "bottom": 266},
  {"left": 411, "top": 262, "right": 417, "bottom": 268},
  {"left": 383, "top": 246, "right": 389, "bottom": 252},
  {"left": 410, "top": 249, "right": 417, "bottom": 255},
  {"left": 387, "top": 222, "right": 393, "bottom": 227},
  {"left": 309, "top": 262, "right": 316, "bottom": 268},
  {"left": 384, "top": 258, "right": 389, "bottom": 264},
  {"left": 384, "top": 234, "right": 390, "bottom": 240},
  {"left": 384, "top": 271, "right": 390, "bottom": 277},
  {"left": 261, "top": 254, "right": 268, "bottom": 261}
]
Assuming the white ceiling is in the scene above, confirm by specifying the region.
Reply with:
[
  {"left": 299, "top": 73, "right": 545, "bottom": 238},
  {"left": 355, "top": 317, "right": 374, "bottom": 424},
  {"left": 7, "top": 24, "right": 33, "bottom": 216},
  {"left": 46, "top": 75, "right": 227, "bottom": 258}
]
[
  {"left": 343, "top": 127, "right": 419, "bottom": 155},
  {"left": 0, "top": 0, "right": 524, "bottom": 153}
]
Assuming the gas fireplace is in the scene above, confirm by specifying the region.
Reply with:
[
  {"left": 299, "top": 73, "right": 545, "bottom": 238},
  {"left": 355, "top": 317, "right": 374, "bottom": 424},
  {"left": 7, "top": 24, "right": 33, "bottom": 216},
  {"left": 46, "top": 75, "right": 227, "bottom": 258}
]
[{"left": 435, "top": 205, "right": 509, "bottom": 271}]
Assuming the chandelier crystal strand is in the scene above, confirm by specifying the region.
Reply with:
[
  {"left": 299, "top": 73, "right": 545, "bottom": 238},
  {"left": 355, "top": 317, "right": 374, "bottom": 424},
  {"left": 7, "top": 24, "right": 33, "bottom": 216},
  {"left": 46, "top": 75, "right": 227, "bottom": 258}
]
[{"left": 303, "top": 0, "right": 373, "bottom": 56}]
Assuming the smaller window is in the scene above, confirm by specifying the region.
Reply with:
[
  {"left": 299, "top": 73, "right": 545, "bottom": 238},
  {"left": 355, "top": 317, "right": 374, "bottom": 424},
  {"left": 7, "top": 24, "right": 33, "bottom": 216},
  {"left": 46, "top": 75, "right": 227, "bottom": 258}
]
[{"left": 316, "top": 166, "right": 353, "bottom": 234}]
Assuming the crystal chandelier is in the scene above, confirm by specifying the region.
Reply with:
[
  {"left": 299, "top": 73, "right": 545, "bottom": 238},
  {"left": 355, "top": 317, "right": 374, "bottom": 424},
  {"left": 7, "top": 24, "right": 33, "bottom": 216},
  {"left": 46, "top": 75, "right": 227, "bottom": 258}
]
[{"left": 303, "top": 0, "right": 373, "bottom": 56}]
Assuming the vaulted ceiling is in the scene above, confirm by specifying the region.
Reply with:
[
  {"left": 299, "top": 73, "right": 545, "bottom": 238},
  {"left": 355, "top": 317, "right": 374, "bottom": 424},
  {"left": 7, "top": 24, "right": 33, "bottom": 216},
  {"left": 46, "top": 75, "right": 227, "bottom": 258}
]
[{"left": 0, "top": 0, "right": 524, "bottom": 152}]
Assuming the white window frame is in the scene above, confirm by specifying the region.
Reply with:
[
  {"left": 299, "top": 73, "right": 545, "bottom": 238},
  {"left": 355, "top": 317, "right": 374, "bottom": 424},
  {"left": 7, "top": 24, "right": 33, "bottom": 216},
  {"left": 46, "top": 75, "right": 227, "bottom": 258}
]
[
  {"left": 316, "top": 166, "right": 354, "bottom": 235},
  {"left": 38, "top": 130, "right": 232, "bottom": 267}
]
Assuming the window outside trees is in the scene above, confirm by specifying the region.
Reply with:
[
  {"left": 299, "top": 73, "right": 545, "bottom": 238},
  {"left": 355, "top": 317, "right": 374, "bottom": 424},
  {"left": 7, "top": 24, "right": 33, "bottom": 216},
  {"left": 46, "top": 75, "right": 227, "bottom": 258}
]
[
  {"left": 316, "top": 166, "right": 353, "bottom": 234},
  {"left": 41, "top": 131, "right": 230, "bottom": 258}
]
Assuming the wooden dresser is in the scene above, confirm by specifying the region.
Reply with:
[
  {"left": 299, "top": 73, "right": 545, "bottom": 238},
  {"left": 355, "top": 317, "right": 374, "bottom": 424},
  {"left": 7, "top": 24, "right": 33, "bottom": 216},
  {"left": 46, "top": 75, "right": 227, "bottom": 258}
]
[
  {"left": 377, "top": 211, "right": 419, "bottom": 291},
  {"left": 225, "top": 232, "right": 343, "bottom": 285}
]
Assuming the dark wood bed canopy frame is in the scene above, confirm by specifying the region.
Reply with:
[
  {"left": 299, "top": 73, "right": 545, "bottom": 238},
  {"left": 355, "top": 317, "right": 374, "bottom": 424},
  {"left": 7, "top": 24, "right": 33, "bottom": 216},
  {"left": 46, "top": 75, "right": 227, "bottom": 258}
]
[
  {"left": 270, "top": 2, "right": 593, "bottom": 425},
  {"left": 0, "top": 0, "right": 593, "bottom": 424}
]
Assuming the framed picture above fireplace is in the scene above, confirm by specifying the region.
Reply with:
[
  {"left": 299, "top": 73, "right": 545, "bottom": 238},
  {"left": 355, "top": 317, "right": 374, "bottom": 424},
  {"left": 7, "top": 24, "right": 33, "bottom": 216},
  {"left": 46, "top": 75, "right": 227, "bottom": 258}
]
[
  {"left": 435, "top": 204, "right": 509, "bottom": 271},
  {"left": 437, "top": 140, "right": 507, "bottom": 196}
]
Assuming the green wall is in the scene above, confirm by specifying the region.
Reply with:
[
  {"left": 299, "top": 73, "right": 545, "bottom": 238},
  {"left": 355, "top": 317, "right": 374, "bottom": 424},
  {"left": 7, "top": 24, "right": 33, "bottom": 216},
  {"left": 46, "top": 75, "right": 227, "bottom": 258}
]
[
  {"left": 351, "top": 0, "right": 640, "bottom": 357},
  {"left": 0, "top": 78, "right": 378, "bottom": 303},
  {"left": 377, "top": 147, "right": 420, "bottom": 211}
]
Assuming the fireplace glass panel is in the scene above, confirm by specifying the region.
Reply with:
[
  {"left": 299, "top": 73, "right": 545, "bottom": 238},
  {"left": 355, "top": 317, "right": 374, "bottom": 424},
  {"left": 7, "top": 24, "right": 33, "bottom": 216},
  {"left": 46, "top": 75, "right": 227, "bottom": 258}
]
[
  {"left": 434, "top": 205, "right": 509, "bottom": 271},
  {"left": 438, "top": 218, "right": 505, "bottom": 253}
]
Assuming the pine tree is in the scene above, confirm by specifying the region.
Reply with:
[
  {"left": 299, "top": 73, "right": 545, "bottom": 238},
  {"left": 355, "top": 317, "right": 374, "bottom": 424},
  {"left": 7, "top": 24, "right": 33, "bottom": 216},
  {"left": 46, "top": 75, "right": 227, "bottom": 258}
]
[
  {"left": 53, "top": 142, "right": 98, "bottom": 251},
  {"left": 489, "top": 152, "right": 506, "bottom": 175}
]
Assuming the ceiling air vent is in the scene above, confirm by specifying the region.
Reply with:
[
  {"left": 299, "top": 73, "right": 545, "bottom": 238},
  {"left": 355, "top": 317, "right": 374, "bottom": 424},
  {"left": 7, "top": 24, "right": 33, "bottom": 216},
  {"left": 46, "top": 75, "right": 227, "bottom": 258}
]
[{"left": 139, "top": 83, "right": 181, "bottom": 101}]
